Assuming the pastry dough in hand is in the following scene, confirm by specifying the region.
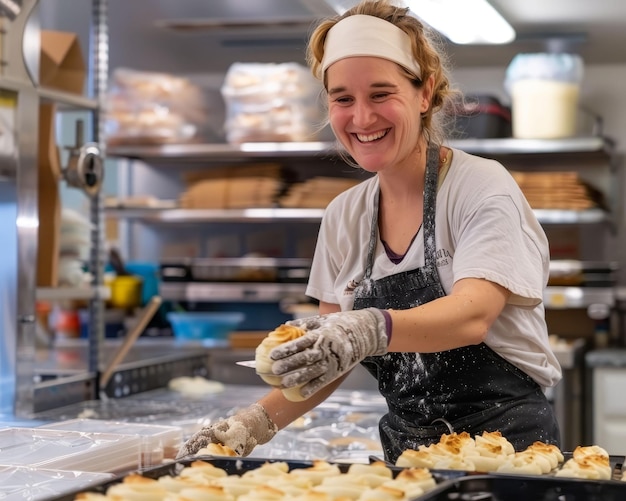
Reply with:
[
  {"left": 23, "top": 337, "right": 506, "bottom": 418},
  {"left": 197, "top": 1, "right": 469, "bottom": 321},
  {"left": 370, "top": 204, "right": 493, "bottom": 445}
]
[{"left": 255, "top": 324, "right": 308, "bottom": 401}]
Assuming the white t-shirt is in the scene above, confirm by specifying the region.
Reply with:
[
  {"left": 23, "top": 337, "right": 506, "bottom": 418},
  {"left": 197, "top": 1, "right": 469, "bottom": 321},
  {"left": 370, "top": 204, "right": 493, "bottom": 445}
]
[{"left": 305, "top": 148, "right": 562, "bottom": 389}]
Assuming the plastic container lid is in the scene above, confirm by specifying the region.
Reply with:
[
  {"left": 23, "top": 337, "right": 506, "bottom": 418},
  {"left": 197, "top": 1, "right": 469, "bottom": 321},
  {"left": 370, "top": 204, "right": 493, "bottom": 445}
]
[{"left": 505, "top": 52, "right": 584, "bottom": 90}]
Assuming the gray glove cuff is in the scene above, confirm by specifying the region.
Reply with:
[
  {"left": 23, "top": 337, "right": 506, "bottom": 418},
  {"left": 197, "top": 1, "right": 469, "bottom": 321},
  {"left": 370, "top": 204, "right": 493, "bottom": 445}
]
[{"left": 364, "top": 307, "right": 391, "bottom": 356}]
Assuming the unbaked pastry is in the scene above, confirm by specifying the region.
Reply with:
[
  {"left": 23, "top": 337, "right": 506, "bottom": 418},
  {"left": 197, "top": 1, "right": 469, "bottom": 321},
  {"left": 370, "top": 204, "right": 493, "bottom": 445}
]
[
  {"left": 391, "top": 468, "right": 437, "bottom": 492},
  {"left": 105, "top": 473, "right": 169, "bottom": 500},
  {"left": 345, "top": 461, "right": 393, "bottom": 487},
  {"left": 174, "top": 485, "right": 234, "bottom": 501},
  {"left": 195, "top": 443, "right": 238, "bottom": 457},
  {"left": 289, "top": 459, "right": 341, "bottom": 485},
  {"left": 312, "top": 474, "right": 371, "bottom": 499},
  {"left": 178, "top": 460, "right": 229, "bottom": 483},
  {"left": 255, "top": 324, "right": 308, "bottom": 401},
  {"left": 496, "top": 452, "right": 545, "bottom": 476},
  {"left": 395, "top": 448, "right": 439, "bottom": 469},
  {"left": 555, "top": 454, "right": 612, "bottom": 480},
  {"left": 572, "top": 444, "right": 609, "bottom": 460},
  {"left": 523, "top": 441, "right": 564, "bottom": 471},
  {"left": 237, "top": 484, "right": 287, "bottom": 501},
  {"left": 167, "top": 376, "right": 225, "bottom": 397},
  {"left": 358, "top": 484, "right": 409, "bottom": 501}
]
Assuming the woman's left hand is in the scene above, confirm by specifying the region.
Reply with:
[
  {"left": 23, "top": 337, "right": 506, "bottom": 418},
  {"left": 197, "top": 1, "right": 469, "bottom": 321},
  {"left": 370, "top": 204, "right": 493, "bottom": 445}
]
[{"left": 269, "top": 308, "right": 389, "bottom": 398}]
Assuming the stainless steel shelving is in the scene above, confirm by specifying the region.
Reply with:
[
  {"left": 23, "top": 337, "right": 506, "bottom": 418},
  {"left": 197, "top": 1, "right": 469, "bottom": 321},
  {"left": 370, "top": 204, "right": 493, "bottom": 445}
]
[
  {"left": 108, "top": 136, "right": 614, "bottom": 161},
  {"left": 106, "top": 136, "right": 615, "bottom": 226},
  {"left": 36, "top": 286, "right": 111, "bottom": 302},
  {"left": 543, "top": 286, "right": 616, "bottom": 309},
  {"left": 159, "top": 281, "right": 615, "bottom": 308},
  {"left": 108, "top": 140, "right": 337, "bottom": 162},
  {"left": 449, "top": 136, "right": 613, "bottom": 156},
  {"left": 105, "top": 205, "right": 608, "bottom": 226},
  {"left": 109, "top": 137, "right": 618, "bottom": 310},
  {"left": 105, "top": 207, "right": 326, "bottom": 223},
  {"left": 160, "top": 281, "right": 307, "bottom": 302},
  {"left": 37, "top": 86, "right": 99, "bottom": 110}
]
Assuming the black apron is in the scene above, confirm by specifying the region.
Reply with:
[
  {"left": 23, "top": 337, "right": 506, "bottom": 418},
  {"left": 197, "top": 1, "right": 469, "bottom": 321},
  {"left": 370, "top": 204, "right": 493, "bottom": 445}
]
[{"left": 352, "top": 143, "right": 560, "bottom": 463}]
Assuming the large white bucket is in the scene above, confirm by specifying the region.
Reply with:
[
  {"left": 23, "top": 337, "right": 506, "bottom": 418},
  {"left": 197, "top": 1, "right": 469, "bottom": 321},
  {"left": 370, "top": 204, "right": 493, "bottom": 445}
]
[
  {"left": 505, "top": 53, "right": 584, "bottom": 139},
  {"left": 511, "top": 79, "right": 580, "bottom": 139}
]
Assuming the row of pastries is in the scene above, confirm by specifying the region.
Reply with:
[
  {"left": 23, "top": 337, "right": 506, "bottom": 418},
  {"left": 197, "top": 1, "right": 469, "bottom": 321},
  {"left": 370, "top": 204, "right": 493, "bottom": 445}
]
[
  {"left": 395, "top": 430, "right": 614, "bottom": 480},
  {"left": 74, "top": 431, "right": 625, "bottom": 501},
  {"left": 76, "top": 458, "right": 436, "bottom": 501}
]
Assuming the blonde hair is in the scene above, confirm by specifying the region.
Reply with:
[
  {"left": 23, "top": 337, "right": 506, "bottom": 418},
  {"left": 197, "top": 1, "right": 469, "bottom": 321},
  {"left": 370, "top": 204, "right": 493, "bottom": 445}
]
[{"left": 306, "top": 0, "right": 459, "bottom": 145}]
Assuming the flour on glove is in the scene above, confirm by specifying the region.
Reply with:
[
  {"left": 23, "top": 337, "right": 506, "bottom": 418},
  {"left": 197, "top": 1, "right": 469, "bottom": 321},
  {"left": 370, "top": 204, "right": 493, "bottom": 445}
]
[
  {"left": 176, "top": 403, "right": 277, "bottom": 458},
  {"left": 269, "top": 308, "right": 389, "bottom": 399}
]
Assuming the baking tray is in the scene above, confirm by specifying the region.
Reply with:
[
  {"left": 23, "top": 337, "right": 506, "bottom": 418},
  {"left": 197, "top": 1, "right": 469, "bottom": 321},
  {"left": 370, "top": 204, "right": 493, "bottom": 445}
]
[
  {"left": 418, "top": 473, "right": 626, "bottom": 501},
  {"left": 51, "top": 454, "right": 626, "bottom": 501}
]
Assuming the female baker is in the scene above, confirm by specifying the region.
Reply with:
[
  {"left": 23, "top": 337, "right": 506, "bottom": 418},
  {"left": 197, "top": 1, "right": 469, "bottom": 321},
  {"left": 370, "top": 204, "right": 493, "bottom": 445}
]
[{"left": 178, "top": 0, "right": 562, "bottom": 463}]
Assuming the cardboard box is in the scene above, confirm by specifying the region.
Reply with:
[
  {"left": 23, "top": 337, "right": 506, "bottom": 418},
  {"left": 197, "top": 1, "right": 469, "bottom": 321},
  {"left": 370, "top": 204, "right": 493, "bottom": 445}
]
[
  {"left": 39, "top": 30, "right": 86, "bottom": 95},
  {"left": 37, "top": 103, "right": 62, "bottom": 287}
]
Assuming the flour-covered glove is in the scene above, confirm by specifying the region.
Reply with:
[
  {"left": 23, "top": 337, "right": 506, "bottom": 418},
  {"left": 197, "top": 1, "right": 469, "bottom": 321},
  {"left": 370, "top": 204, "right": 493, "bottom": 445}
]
[
  {"left": 176, "top": 403, "right": 277, "bottom": 458},
  {"left": 270, "top": 308, "right": 389, "bottom": 399}
]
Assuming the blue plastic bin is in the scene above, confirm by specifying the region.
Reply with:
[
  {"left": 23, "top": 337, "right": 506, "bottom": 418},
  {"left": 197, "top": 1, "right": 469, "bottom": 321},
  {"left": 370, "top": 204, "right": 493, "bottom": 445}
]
[{"left": 166, "top": 312, "right": 245, "bottom": 346}]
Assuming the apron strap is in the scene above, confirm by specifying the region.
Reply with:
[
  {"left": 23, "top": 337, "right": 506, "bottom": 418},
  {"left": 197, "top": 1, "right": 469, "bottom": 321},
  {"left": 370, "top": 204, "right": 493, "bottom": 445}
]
[
  {"left": 423, "top": 143, "right": 440, "bottom": 270},
  {"left": 362, "top": 143, "right": 441, "bottom": 280}
]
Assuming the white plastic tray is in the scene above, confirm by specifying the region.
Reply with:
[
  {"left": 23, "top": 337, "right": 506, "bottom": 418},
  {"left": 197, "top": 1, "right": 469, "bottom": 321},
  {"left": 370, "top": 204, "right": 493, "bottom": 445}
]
[
  {"left": 0, "top": 465, "right": 113, "bottom": 501},
  {"left": 0, "top": 427, "right": 140, "bottom": 473},
  {"left": 40, "top": 418, "right": 183, "bottom": 466}
]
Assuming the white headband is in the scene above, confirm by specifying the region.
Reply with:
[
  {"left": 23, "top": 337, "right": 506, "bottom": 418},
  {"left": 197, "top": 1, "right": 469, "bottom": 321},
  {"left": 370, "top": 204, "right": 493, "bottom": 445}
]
[{"left": 320, "top": 14, "right": 422, "bottom": 78}]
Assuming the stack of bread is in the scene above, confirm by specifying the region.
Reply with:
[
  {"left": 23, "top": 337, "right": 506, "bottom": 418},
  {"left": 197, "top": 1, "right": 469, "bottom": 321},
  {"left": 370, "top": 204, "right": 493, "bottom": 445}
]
[
  {"left": 180, "top": 163, "right": 284, "bottom": 210},
  {"left": 509, "top": 171, "right": 605, "bottom": 210},
  {"left": 279, "top": 177, "right": 363, "bottom": 209},
  {"left": 76, "top": 458, "right": 437, "bottom": 501}
]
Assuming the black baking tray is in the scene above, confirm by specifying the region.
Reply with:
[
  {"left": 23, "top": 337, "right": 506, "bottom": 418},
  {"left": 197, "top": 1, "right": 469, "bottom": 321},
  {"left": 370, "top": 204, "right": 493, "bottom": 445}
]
[
  {"left": 418, "top": 474, "right": 626, "bottom": 501},
  {"left": 50, "top": 453, "right": 626, "bottom": 501},
  {"left": 50, "top": 456, "right": 464, "bottom": 501}
]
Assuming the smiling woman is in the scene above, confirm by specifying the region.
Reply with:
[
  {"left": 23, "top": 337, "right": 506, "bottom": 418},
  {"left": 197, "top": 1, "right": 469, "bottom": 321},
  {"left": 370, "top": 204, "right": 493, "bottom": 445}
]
[{"left": 178, "top": 0, "right": 563, "bottom": 464}]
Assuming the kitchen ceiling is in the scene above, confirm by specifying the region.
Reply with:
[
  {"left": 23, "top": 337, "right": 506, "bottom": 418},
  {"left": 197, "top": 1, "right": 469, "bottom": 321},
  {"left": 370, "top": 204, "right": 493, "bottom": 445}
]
[
  {"left": 465, "top": 0, "right": 626, "bottom": 67},
  {"left": 39, "top": 0, "right": 626, "bottom": 74}
]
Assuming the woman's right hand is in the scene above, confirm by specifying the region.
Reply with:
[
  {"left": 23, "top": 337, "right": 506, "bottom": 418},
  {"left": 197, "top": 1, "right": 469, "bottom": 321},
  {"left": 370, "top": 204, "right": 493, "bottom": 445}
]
[{"left": 176, "top": 403, "right": 278, "bottom": 458}]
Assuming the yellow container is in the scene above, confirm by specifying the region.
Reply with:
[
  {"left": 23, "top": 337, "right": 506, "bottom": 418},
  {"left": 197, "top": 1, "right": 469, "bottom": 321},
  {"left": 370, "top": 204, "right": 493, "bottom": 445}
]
[{"left": 109, "top": 275, "right": 143, "bottom": 310}]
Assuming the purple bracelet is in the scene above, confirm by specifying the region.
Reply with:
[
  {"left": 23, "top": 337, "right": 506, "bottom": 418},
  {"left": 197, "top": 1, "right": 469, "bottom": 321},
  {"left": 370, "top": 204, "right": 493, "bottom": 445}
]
[{"left": 379, "top": 309, "right": 393, "bottom": 345}]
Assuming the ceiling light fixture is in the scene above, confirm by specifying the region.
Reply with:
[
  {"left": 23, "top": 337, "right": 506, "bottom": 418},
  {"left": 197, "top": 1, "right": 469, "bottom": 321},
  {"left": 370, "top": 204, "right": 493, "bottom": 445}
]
[
  {"left": 322, "top": 0, "right": 515, "bottom": 45},
  {"left": 405, "top": 0, "right": 515, "bottom": 44}
]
